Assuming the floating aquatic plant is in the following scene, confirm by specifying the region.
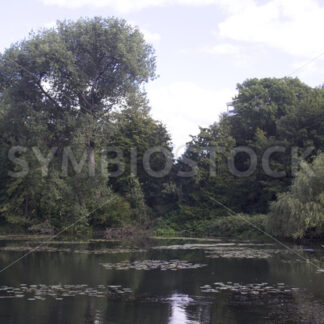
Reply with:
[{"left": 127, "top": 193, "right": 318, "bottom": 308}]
[
  {"left": 0, "top": 246, "right": 72, "bottom": 253},
  {"left": 0, "top": 284, "right": 132, "bottom": 301},
  {"left": 73, "top": 248, "right": 147, "bottom": 254},
  {"left": 100, "top": 260, "right": 207, "bottom": 271},
  {"left": 151, "top": 243, "right": 275, "bottom": 250},
  {"left": 200, "top": 282, "right": 298, "bottom": 296},
  {"left": 152, "top": 243, "right": 291, "bottom": 260},
  {"left": 0, "top": 246, "right": 146, "bottom": 255},
  {"left": 205, "top": 247, "right": 291, "bottom": 259}
]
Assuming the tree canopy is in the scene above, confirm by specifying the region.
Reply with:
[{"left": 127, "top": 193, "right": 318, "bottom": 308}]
[
  {"left": 174, "top": 78, "right": 324, "bottom": 237},
  {"left": 0, "top": 17, "right": 168, "bottom": 233},
  {"left": 0, "top": 18, "right": 324, "bottom": 240}
]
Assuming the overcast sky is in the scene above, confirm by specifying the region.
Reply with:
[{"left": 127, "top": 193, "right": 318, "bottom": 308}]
[{"left": 1, "top": 0, "right": 324, "bottom": 152}]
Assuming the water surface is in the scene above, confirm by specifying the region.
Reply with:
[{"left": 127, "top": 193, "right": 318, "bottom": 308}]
[{"left": 0, "top": 237, "right": 323, "bottom": 323}]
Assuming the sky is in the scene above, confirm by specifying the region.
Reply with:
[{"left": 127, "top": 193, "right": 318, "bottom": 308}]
[{"left": 1, "top": 0, "right": 324, "bottom": 153}]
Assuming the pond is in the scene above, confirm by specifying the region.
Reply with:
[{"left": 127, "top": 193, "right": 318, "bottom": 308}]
[{"left": 0, "top": 236, "right": 323, "bottom": 323}]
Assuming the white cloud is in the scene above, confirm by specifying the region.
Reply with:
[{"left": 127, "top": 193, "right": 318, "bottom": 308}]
[
  {"left": 217, "top": 0, "right": 324, "bottom": 58},
  {"left": 147, "top": 82, "right": 235, "bottom": 153},
  {"left": 39, "top": 0, "right": 254, "bottom": 13},
  {"left": 40, "top": 0, "right": 208, "bottom": 11},
  {"left": 126, "top": 20, "right": 161, "bottom": 44},
  {"left": 203, "top": 43, "right": 241, "bottom": 56},
  {"left": 185, "top": 42, "right": 253, "bottom": 67},
  {"left": 40, "top": 0, "right": 324, "bottom": 60},
  {"left": 141, "top": 28, "right": 161, "bottom": 44},
  {"left": 289, "top": 59, "right": 324, "bottom": 85}
]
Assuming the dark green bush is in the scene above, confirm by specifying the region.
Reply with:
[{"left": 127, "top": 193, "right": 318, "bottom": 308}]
[{"left": 209, "top": 214, "right": 267, "bottom": 238}]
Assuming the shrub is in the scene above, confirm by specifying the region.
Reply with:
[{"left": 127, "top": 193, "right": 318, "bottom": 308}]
[{"left": 209, "top": 214, "right": 267, "bottom": 238}]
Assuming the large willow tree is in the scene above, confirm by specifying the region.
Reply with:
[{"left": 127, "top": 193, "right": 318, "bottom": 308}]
[
  {"left": 268, "top": 153, "right": 324, "bottom": 239},
  {"left": 0, "top": 17, "right": 156, "bottom": 231}
]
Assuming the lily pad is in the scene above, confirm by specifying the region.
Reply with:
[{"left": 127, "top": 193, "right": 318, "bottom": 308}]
[
  {"left": 100, "top": 260, "right": 207, "bottom": 271},
  {"left": 0, "top": 284, "right": 132, "bottom": 301}
]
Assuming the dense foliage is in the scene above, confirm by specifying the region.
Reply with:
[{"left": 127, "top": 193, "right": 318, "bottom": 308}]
[
  {"left": 268, "top": 153, "right": 324, "bottom": 239},
  {"left": 172, "top": 78, "right": 324, "bottom": 238},
  {"left": 0, "top": 17, "right": 324, "bottom": 239},
  {"left": 0, "top": 17, "right": 171, "bottom": 233}
]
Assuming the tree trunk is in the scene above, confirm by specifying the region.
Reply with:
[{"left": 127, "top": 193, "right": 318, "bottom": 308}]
[{"left": 88, "top": 140, "right": 95, "bottom": 176}]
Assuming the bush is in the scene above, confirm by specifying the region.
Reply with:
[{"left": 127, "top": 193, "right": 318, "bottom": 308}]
[
  {"left": 209, "top": 214, "right": 267, "bottom": 238},
  {"left": 153, "top": 218, "right": 178, "bottom": 237},
  {"left": 90, "top": 196, "right": 132, "bottom": 228},
  {"left": 28, "top": 220, "right": 54, "bottom": 235}
]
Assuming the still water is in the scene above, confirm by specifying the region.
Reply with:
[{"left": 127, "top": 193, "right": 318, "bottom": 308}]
[{"left": 0, "top": 236, "right": 323, "bottom": 323}]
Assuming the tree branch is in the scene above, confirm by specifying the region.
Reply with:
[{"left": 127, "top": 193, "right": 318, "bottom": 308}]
[{"left": 36, "top": 79, "right": 62, "bottom": 109}]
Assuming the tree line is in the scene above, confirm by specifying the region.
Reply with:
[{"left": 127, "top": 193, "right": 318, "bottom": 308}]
[{"left": 0, "top": 17, "right": 323, "bottom": 239}]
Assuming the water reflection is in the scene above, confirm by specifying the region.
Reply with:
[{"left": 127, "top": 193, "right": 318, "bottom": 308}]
[
  {"left": 0, "top": 238, "right": 323, "bottom": 323},
  {"left": 168, "top": 294, "right": 198, "bottom": 324}
]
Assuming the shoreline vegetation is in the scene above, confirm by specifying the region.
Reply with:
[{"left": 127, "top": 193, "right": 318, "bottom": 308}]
[
  {"left": 0, "top": 234, "right": 322, "bottom": 252},
  {"left": 1, "top": 17, "right": 324, "bottom": 242},
  {"left": 0, "top": 221, "right": 322, "bottom": 245}
]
